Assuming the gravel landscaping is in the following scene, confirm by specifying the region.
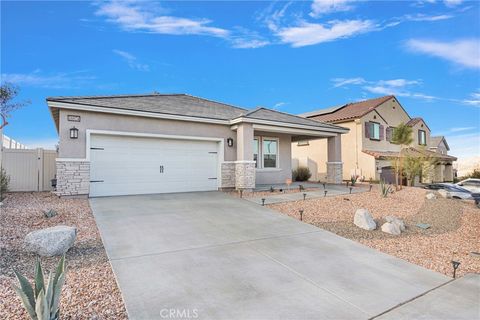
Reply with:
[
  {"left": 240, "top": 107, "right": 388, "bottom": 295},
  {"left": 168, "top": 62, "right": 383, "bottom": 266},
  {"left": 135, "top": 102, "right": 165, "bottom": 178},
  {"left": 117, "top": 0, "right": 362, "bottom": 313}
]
[
  {"left": 268, "top": 186, "right": 480, "bottom": 278},
  {"left": 0, "top": 192, "right": 127, "bottom": 319}
]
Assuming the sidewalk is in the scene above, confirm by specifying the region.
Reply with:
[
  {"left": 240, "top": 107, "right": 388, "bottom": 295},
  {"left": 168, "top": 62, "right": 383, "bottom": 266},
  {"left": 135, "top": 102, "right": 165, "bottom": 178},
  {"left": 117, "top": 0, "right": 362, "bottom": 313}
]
[{"left": 246, "top": 184, "right": 369, "bottom": 205}]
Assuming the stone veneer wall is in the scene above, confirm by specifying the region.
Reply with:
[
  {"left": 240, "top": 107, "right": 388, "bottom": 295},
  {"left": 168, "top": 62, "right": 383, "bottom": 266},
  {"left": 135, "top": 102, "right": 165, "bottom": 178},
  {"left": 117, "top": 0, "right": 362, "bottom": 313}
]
[
  {"left": 55, "top": 161, "right": 90, "bottom": 196},
  {"left": 326, "top": 162, "right": 343, "bottom": 184},
  {"left": 234, "top": 161, "right": 256, "bottom": 190},
  {"left": 221, "top": 162, "right": 236, "bottom": 189}
]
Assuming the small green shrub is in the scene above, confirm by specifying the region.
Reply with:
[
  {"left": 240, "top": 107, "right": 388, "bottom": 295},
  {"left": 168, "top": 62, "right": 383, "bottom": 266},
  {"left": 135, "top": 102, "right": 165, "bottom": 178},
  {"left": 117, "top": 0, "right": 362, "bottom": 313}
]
[
  {"left": 380, "top": 179, "right": 393, "bottom": 197},
  {"left": 43, "top": 209, "right": 58, "bottom": 219},
  {"left": 13, "top": 255, "right": 66, "bottom": 320},
  {"left": 293, "top": 167, "right": 311, "bottom": 182},
  {"left": 0, "top": 167, "right": 10, "bottom": 201},
  {"left": 350, "top": 175, "right": 358, "bottom": 186}
]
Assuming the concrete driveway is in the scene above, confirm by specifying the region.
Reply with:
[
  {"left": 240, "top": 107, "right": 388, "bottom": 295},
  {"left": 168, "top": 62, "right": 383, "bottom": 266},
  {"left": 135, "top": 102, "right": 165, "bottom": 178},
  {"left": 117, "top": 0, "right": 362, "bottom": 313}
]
[{"left": 90, "top": 192, "right": 449, "bottom": 320}]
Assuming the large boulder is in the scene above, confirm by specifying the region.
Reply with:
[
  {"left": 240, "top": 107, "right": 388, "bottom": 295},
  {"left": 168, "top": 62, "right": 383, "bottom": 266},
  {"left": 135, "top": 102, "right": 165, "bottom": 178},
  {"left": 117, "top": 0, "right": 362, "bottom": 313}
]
[
  {"left": 385, "top": 215, "right": 405, "bottom": 231},
  {"left": 426, "top": 193, "right": 436, "bottom": 200},
  {"left": 354, "top": 208, "right": 376, "bottom": 230},
  {"left": 24, "top": 225, "right": 77, "bottom": 257},
  {"left": 381, "top": 222, "right": 401, "bottom": 235}
]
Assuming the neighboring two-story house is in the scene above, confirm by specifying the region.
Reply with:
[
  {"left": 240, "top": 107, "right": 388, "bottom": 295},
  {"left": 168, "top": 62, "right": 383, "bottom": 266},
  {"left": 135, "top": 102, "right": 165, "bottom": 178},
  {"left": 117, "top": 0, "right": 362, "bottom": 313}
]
[{"left": 292, "top": 95, "right": 456, "bottom": 184}]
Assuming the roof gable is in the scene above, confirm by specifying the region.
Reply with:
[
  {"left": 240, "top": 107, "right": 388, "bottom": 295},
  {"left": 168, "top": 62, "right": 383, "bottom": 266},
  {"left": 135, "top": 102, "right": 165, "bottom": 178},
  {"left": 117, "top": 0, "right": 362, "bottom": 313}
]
[
  {"left": 406, "top": 117, "right": 431, "bottom": 131},
  {"left": 304, "top": 95, "right": 395, "bottom": 123}
]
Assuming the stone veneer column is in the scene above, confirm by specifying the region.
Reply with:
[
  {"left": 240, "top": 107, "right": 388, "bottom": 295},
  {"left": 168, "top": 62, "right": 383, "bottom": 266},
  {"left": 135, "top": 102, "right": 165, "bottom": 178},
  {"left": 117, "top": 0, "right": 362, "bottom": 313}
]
[
  {"left": 220, "top": 162, "right": 236, "bottom": 189},
  {"left": 234, "top": 161, "right": 256, "bottom": 190},
  {"left": 326, "top": 135, "right": 343, "bottom": 184},
  {"left": 326, "top": 162, "right": 343, "bottom": 184},
  {"left": 55, "top": 160, "right": 90, "bottom": 197}
]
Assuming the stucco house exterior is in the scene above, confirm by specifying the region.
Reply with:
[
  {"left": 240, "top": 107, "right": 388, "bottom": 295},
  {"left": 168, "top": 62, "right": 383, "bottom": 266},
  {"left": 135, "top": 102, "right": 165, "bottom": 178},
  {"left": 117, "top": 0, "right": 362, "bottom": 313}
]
[
  {"left": 292, "top": 95, "right": 456, "bottom": 184},
  {"left": 47, "top": 93, "right": 348, "bottom": 197}
]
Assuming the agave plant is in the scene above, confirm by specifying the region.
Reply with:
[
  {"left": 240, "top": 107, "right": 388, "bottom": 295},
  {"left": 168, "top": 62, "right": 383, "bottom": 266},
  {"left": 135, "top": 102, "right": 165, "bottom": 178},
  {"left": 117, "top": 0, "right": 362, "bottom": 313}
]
[
  {"left": 12, "top": 255, "right": 66, "bottom": 320},
  {"left": 380, "top": 179, "right": 393, "bottom": 198}
]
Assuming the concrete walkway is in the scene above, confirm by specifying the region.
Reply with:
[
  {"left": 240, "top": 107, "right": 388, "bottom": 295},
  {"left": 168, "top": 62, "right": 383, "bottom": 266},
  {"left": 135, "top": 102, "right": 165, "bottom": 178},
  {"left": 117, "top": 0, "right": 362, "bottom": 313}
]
[
  {"left": 247, "top": 184, "right": 369, "bottom": 205},
  {"left": 377, "top": 273, "right": 480, "bottom": 319},
  {"left": 90, "top": 192, "right": 449, "bottom": 320}
]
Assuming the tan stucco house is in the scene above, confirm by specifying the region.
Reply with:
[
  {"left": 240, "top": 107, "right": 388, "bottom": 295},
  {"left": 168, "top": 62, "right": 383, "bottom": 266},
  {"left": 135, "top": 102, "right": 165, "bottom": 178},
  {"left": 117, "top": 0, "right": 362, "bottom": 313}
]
[
  {"left": 47, "top": 93, "right": 347, "bottom": 197},
  {"left": 292, "top": 95, "right": 456, "bottom": 184}
]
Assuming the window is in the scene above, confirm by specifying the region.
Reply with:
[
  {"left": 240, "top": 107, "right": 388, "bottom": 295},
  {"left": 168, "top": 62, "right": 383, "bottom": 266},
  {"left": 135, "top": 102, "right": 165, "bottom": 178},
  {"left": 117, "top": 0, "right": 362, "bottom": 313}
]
[
  {"left": 418, "top": 130, "right": 426, "bottom": 145},
  {"left": 366, "top": 122, "right": 381, "bottom": 140},
  {"left": 253, "top": 137, "right": 279, "bottom": 169},
  {"left": 263, "top": 138, "right": 278, "bottom": 168},
  {"left": 253, "top": 138, "right": 259, "bottom": 168}
]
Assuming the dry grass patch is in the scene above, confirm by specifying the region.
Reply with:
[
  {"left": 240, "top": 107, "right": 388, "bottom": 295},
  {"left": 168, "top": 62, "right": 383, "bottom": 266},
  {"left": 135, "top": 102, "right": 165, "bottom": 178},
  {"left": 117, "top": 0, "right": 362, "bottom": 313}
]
[
  {"left": 269, "top": 186, "right": 480, "bottom": 277},
  {"left": 0, "top": 192, "right": 127, "bottom": 319}
]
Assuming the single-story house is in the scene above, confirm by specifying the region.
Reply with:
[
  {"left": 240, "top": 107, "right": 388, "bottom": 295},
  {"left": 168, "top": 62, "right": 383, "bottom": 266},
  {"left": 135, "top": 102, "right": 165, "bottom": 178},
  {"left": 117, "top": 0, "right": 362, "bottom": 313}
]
[{"left": 47, "top": 93, "right": 348, "bottom": 197}]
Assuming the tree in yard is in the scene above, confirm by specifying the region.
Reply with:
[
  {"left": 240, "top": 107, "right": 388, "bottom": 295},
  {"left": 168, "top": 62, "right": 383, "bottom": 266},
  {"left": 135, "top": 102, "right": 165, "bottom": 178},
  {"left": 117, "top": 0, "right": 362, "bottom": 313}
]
[
  {"left": 390, "top": 122, "right": 413, "bottom": 189},
  {"left": 403, "top": 153, "right": 434, "bottom": 186},
  {"left": 0, "top": 82, "right": 30, "bottom": 129}
]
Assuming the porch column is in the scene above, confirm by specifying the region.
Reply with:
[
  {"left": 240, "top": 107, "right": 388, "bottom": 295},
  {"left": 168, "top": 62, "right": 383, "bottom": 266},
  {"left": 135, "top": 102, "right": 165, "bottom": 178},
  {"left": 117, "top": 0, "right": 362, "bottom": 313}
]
[
  {"left": 326, "top": 135, "right": 343, "bottom": 184},
  {"left": 235, "top": 123, "right": 255, "bottom": 190},
  {"left": 444, "top": 163, "right": 453, "bottom": 182}
]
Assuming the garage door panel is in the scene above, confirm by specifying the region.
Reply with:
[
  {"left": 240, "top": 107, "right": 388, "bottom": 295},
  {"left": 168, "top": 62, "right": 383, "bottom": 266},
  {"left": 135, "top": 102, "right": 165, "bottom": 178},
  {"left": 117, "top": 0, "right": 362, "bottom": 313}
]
[{"left": 90, "top": 135, "right": 219, "bottom": 197}]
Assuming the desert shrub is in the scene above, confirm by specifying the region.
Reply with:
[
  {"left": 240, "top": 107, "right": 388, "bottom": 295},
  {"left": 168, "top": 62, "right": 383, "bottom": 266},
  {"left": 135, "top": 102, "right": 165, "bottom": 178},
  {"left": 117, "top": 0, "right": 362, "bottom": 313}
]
[
  {"left": 0, "top": 167, "right": 10, "bottom": 201},
  {"left": 13, "top": 256, "right": 66, "bottom": 320},
  {"left": 380, "top": 179, "right": 393, "bottom": 197},
  {"left": 293, "top": 167, "right": 311, "bottom": 182}
]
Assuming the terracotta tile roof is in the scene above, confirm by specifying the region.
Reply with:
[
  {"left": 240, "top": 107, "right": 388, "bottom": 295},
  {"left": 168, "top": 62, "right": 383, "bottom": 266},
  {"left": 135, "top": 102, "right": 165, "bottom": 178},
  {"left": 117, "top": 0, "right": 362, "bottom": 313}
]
[
  {"left": 303, "top": 95, "right": 395, "bottom": 123},
  {"left": 363, "top": 147, "right": 457, "bottom": 161},
  {"left": 405, "top": 117, "right": 422, "bottom": 126}
]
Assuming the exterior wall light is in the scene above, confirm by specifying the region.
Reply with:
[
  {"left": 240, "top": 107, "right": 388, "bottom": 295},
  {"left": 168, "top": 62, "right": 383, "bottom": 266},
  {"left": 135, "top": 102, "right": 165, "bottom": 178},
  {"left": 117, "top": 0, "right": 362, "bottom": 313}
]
[
  {"left": 70, "top": 127, "right": 79, "bottom": 139},
  {"left": 227, "top": 137, "right": 234, "bottom": 147}
]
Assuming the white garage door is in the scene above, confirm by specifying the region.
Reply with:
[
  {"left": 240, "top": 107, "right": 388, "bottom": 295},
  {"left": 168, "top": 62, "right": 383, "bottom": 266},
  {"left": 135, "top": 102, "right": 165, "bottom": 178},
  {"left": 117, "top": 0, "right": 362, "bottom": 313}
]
[{"left": 89, "top": 134, "right": 219, "bottom": 197}]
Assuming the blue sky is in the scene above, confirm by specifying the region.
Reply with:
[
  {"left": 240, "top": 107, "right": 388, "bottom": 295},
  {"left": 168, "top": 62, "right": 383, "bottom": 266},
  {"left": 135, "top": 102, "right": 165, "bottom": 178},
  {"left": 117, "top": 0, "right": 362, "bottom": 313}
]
[{"left": 1, "top": 0, "right": 479, "bottom": 159}]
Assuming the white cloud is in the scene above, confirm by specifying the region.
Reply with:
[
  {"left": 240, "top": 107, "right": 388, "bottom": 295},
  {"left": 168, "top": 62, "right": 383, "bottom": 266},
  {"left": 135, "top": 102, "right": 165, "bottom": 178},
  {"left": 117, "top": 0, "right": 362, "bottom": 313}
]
[
  {"left": 276, "top": 19, "right": 375, "bottom": 47},
  {"left": 1, "top": 71, "right": 95, "bottom": 89},
  {"left": 332, "top": 77, "right": 366, "bottom": 88},
  {"left": 444, "top": 0, "right": 463, "bottom": 7},
  {"left": 310, "top": 0, "right": 356, "bottom": 17},
  {"left": 459, "top": 90, "right": 480, "bottom": 106},
  {"left": 403, "top": 13, "right": 453, "bottom": 21},
  {"left": 96, "top": 1, "right": 229, "bottom": 37},
  {"left": 273, "top": 102, "right": 288, "bottom": 109},
  {"left": 449, "top": 127, "right": 476, "bottom": 132},
  {"left": 405, "top": 39, "right": 480, "bottom": 69},
  {"left": 113, "top": 49, "right": 150, "bottom": 71},
  {"left": 331, "top": 77, "right": 439, "bottom": 101}
]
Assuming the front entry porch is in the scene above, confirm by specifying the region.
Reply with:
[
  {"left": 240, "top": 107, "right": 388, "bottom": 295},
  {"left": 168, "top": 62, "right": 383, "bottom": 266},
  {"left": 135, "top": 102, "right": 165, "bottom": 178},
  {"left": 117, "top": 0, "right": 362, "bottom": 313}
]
[{"left": 224, "top": 122, "right": 346, "bottom": 191}]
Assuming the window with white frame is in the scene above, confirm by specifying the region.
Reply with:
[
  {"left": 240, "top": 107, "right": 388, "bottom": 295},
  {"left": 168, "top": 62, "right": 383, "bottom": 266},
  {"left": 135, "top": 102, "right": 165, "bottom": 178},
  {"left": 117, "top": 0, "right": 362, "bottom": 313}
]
[
  {"left": 253, "top": 137, "right": 279, "bottom": 169},
  {"left": 253, "top": 138, "right": 259, "bottom": 168},
  {"left": 418, "top": 130, "right": 426, "bottom": 145},
  {"left": 370, "top": 122, "right": 380, "bottom": 140}
]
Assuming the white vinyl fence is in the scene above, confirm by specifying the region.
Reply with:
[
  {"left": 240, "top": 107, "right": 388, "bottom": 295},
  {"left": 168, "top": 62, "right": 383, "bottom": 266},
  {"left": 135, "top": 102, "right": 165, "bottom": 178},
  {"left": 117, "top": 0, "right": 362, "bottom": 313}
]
[{"left": 1, "top": 148, "right": 57, "bottom": 192}]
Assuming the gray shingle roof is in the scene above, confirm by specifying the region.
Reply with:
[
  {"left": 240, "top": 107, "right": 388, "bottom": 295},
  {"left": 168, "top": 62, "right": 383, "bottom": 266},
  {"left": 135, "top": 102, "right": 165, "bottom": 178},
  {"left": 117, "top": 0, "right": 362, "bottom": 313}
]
[
  {"left": 47, "top": 94, "right": 247, "bottom": 121},
  {"left": 240, "top": 108, "right": 344, "bottom": 130},
  {"left": 48, "top": 93, "right": 346, "bottom": 131}
]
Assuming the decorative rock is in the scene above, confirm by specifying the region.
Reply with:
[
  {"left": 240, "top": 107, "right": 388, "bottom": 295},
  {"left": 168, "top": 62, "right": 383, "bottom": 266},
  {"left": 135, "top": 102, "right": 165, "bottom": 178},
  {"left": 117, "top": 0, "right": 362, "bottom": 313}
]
[
  {"left": 385, "top": 215, "right": 406, "bottom": 231},
  {"left": 438, "top": 189, "right": 449, "bottom": 198},
  {"left": 381, "top": 222, "right": 401, "bottom": 235},
  {"left": 354, "top": 208, "right": 376, "bottom": 230},
  {"left": 24, "top": 225, "right": 77, "bottom": 256},
  {"left": 426, "top": 193, "right": 436, "bottom": 200}
]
